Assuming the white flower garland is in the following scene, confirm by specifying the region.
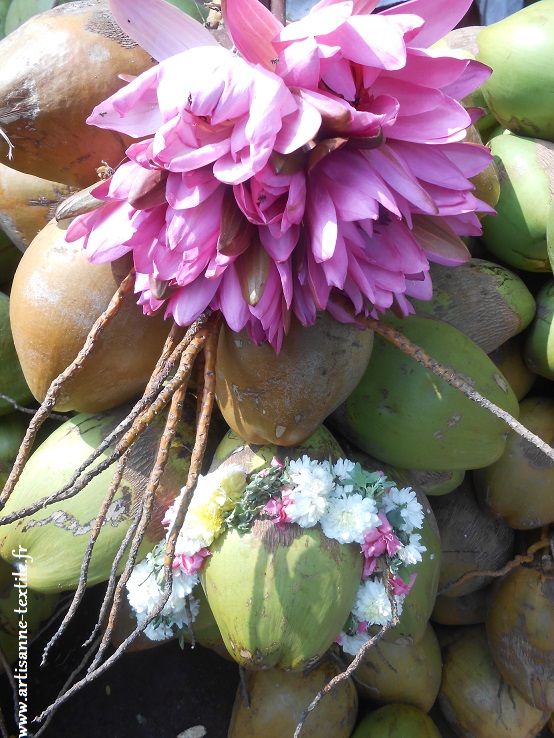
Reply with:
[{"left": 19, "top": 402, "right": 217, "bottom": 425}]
[{"left": 126, "top": 456, "right": 426, "bottom": 653}]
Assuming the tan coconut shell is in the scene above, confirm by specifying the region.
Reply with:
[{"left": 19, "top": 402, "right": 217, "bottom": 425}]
[
  {"left": 0, "top": 163, "right": 77, "bottom": 250},
  {"left": 215, "top": 312, "right": 374, "bottom": 447},
  {"left": 473, "top": 396, "right": 554, "bottom": 529},
  {"left": 0, "top": 0, "right": 155, "bottom": 186},
  {"left": 486, "top": 564, "right": 554, "bottom": 713},
  {"left": 344, "top": 622, "right": 442, "bottom": 713},
  {"left": 228, "top": 659, "right": 358, "bottom": 738},
  {"left": 9, "top": 218, "right": 175, "bottom": 412},
  {"left": 488, "top": 334, "right": 536, "bottom": 402},
  {"left": 438, "top": 624, "right": 549, "bottom": 738},
  {"left": 429, "top": 477, "right": 514, "bottom": 598},
  {"left": 431, "top": 585, "right": 491, "bottom": 627}
]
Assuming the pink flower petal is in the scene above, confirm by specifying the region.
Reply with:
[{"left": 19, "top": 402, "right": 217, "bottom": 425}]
[
  {"left": 381, "top": 0, "right": 472, "bottom": 49},
  {"left": 108, "top": 0, "right": 218, "bottom": 62},
  {"left": 221, "top": 0, "right": 282, "bottom": 69}
]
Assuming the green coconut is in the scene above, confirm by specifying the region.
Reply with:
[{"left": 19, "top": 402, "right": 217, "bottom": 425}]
[
  {"left": 228, "top": 658, "right": 358, "bottom": 737},
  {"left": 547, "top": 197, "right": 554, "bottom": 271},
  {"left": 0, "top": 396, "right": 207, "bottom": 592},
  {"left": 0, "top": 292, "right": 33, "bottom": 415},
  {"left": 329, "top": 314, "right": 519, "bottom": 471},
  {"left": 344, "top": 621, "right": 442, "bottom": 713},
  {"left": 323, "top": 437, "right": 465, "bottom": 498},
  {"left": 200, "top": 521, "right": 363, "bottom": 671},
  {"left": 209, "top": 424, "right": 345, "bottom": 475},
  {"left": 476, "top": 2, "right": 554, "bottom": 142},
  {"left": 480, "top": 133, "right": 554, "bottom": 272},
  {"left": 412, "top": 259, "right": 536, "bottom": 354},
  {"left": 351, "top": 704, "right": 441, "bottom": 738},
  {"left": 473, "top": 396, "right": 554, "bottom": 529},
  {"left": 439, "top": 624, "right": 550, "bottom": 738},
  {"left": 0, "top": 230, "right": 22, "bottom": 286},
  {"left": 523, "top": 278, "right": 554, "bottom": 381}
]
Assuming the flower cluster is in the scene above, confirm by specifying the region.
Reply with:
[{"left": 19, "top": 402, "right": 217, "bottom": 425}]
[
  {"left": 126, "top": 456, "right": 426, "bottom": 652},
  {"left": 66, "top": 0, "right": 493, "bottom": 351}
]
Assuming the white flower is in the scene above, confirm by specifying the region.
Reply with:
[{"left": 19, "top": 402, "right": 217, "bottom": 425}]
[
  {"left": 397, "top": 533, "right": 427, "bottom": 566},
  {"left": 175, "top": 525, "right": 209, "bottom": 557},
  {"left": 338, "top": 629, "right": 371, "bottom": 656},
  {"left": 126, "top": 557, "right": 162, "bottom": 617},
  {"left": 382, "top": 487, "right": 424, "bottom": 533},
  {"left": 332, "top": 458, "right": 356, "bottom": 482},
  {"left": 320, "top": 493, "right": 380, "bottom": 544},
  {"left": 286, "top": 490, "right": 328, "bottom": 528},
  {"left": 288, "top": 456, "right": 335, "bottom": 498},
  {"left": 352, "top": 578, "right": 403, "bottom": 626},
  {"left": 126, "top": 556, "right": 201, "bottom": 641}
]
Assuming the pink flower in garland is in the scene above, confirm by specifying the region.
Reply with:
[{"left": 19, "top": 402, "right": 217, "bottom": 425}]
[
  {"left": 66, "top": 0, "right": 493, "bottom": 350},
  {"left": 361, "top": 511, "right": 402, "bottom": 577}
]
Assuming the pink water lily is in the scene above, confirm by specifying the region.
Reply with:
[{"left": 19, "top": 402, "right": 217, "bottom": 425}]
[{"left": 66, "top": 0, "right": 493, "bottom": 350}]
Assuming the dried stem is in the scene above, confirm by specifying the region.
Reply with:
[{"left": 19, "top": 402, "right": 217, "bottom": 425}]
[
  {"left": 35, "top": 318, "right": 221, "bottom": 725},
  {"left": 89, "top": 377, "right": 190, "bottom": 672},
  {"left": 0, "top": 269, "right": 136, "bottom": 510},
  {"left": 294, "top": 562, "right": 400, "bottom": 738},
  {"left": 438, "top": 537, "right": 552, "bottom": 596},
  {"left": 40, "top": 449, "right": 132, "bottom": 665},
  {"left": 33, "top": 636, "right": 102, "bottom": 738},
  {"left": 0, "top": 646, "right": 16, "bottom": 736},
  {"left": 0, "top": 316, "right": 215, "bottom": 527},
  {"left": 164, "top": 317, "right": 220, "bottom": 574},
  {"left": 330, "top": 293, "right": 554, "bottom": 463},
  {"left": 271, "top": 0, "right": 286, "bottom": 25}
]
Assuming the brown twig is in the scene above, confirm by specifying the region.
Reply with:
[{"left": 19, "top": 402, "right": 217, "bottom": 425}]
[
  {"left": 89, "top": 377, "right": 190, "bottom": 672},
  {"left": 0, "top": 269, "right": 136, "bottom": 510},
  {"left": 164, "top": 317, "right": 221, "bottom": 574},
  {"left": 40, "top": 449, "right": 132, "bottom": 665},
  {"left": 0, "top": 394, "right": 67, "bottom": 420},
  {"left": 0, "top": 646, "right": 16, "bottom": 737},
  {"left": 35, "top": 318, "right": 222, "bottom": 725},
  {"left": 0, "top": 316, "right": 215, "bottom": 527},
  {"left": 330, "top": 293, "right": 554, "bottom": 463},
  {"left": 33, "top": 636, "right": 102, "bottom": 738},
  {"left": 438, "top": 538, "right": 551, "bottom": 596},
  {"left": 294, "top": 562, "right": 400, "bottom": 738}
]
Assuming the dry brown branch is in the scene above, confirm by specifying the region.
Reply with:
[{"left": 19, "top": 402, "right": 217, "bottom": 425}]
[
  {"left": 35, "top": 318, "right": 222, "bottom": 725},
  {"left": 0, "top": 269, "right": 136, "bottom": 510},
  {"left": 40, "top": 449, "right": 132, "bottom": 665},
  {"left": 0, "top": 315, "right": 216, "bottom": 527},
  {"left": 330, "top": 293, "right": 554, "bottom": 463},
  {"left": 294, "top": 560, "right": 400, "bottom": 737},
  {"left": 90, "top": 377, "right": 190, "bottom": 672},
  {"left": 0, "top": 646, "right": 15, "bottom": 738}
]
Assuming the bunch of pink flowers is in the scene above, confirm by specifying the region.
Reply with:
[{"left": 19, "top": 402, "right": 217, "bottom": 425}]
[{"left": 67, "top": 0, "right": 492, "bottom": 350}]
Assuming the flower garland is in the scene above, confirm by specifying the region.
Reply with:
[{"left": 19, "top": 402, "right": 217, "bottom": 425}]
[{"left": 127, "top": 456, "right": 426, "bottom": 652}]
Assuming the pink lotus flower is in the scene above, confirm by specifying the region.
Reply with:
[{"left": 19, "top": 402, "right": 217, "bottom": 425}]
[{"left": 66, "top": 0, "right": 493, "bottom": 350}]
